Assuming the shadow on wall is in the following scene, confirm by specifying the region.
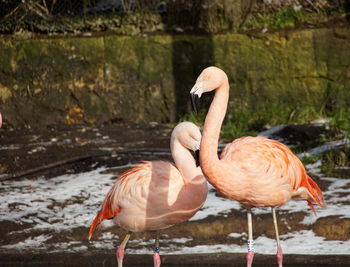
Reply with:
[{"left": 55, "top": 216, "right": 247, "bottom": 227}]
[
  {"left": 345, "top": 0, "right": 350, "bottom": 22},
  {"left": 164, "top": 0, "right": 255, "bottom": 120},
  {"left": 164, "top": 0, "right": 214, "bottom": 120}
]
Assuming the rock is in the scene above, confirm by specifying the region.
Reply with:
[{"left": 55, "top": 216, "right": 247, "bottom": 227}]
[{"left": 313, "top": 216, "right": 350, "bottom": 241}]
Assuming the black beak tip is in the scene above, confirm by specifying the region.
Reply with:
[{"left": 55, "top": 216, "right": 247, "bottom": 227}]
[
  {"left": 190, "top": 93, "right": 200, "bottom": 113},
  {"left": 194, "top": 149, "right": 200, "bottom": 167}
]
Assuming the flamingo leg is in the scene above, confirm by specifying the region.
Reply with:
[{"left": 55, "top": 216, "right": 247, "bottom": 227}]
[
  {"left": 116, "top": 233, "right": 131, "bottom": 267},
  {"left": 272, "top": 207, "right": 283, "bottom": 267},
  {"left": 153, "top": 233, "right": 161, "bottom": 267},
  {"left": 246, "top": 208, "right": 255, "bottom": 267}
]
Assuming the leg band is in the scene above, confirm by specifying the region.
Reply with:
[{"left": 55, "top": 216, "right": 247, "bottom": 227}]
[{"left": 247, "top": 239, "right": 255, "bottom": 252}]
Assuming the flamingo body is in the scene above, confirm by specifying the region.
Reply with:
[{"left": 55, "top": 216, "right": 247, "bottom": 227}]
[
  {"left": 216, "top": 136, "right": 323, "bottom": 210},
  {"left": 89, "top": 160, "right": 207, "bottom": 237}
]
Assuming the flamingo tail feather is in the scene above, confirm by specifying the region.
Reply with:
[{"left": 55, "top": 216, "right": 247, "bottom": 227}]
[
  {"left": 302, "top": 175, "right": 325, "bottom": 215},
  {"left": 88, "top": 193, "right": 120, "bottom": 240}
]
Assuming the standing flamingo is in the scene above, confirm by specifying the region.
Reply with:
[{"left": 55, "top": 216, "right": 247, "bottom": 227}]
[
  {"left": 190, "top": 66, "right": 325, "bottom": 267},
  {"left": 0, "top": 112, "right": 2, "bottom": 128},
  {"left": 89, "top": 122, "right": 208, "bottom": 267}
]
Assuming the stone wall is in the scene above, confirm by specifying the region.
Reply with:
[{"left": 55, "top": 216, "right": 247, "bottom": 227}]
[{"left": 0, "top": 28, "right": 349, "bottom": 127}]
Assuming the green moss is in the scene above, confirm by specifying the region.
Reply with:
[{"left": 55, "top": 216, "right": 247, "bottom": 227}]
[
  {"left": 246, "top": 8, "right": 335, "bottom": 30},
  {"left": 320, "top": 148, "right": 350, "bottom": 179},
  {"left": 1, "top": 28, "right": 350, "bottom": 127},
  {"left": 0, "top": 12, "right": 164, "bottom": 35},
  {"left": 329, "top": 111, "right": 350, "bottom": 137},
  {"left": 299, "top": 154, "right": 320, "bottom": 166}
]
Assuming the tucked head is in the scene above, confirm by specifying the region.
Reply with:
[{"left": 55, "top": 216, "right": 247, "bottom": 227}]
[
  {"left": 171, "top": 122, "right": 201, "bottom": 167},
  {"left": 171, "top": 122, "right": 201, "bottom": 152},
  {"left": 190, "top": 66, "right": 228, "bottom": 112}
]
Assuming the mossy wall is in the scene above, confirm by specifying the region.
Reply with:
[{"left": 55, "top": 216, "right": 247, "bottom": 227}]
[{"left": 0, "top": 28, "right": 349, "bottom": 127}]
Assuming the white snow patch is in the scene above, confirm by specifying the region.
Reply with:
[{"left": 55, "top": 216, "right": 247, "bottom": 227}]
[
  {"left": 301, "top": 139, "right": 350, "bottom": 156},
  {"left": 0, "top": 167, "right": 117, "bottom": 232},
  {"left": 2, "top": 161, "right": 350, "bottom": 255},
  {"left": 1, "top": 234, "right": 51, "bottom": 250},
  {"left": 258, "top": 125, "right": 286, "bottom": 140},
  {"left": 124, "top": 230, "right": 350, "bottom": 255},
  {"left": 228, "top": 232, "right": 246, "bottom": 238},
  {"left": 190, "top": 184, "right": 242, "bottom": 221}
]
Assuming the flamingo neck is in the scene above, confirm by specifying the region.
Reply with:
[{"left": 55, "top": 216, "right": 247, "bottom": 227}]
[
  {"left": 172, "top": 141, "right": 203, "bottom": 183},
  {"left": 200, "top": 79, "right": 229, "bottom": 181}
]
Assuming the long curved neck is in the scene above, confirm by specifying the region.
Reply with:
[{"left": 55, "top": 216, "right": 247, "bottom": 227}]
[
  {"left": 171, "top": 141, "right": 202, "bottom": 183},
  {"left": 200, "top": 77, "right": 229, "bottom": 180}
]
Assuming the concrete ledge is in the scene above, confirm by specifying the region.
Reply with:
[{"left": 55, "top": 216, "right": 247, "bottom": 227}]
[{"left": 1, "top": 252, "right": 349, "bottom": 266}]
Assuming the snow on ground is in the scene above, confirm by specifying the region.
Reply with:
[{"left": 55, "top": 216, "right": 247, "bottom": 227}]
[
  {"left": 258, "top": 125, "right": 287, "bottom": 142},
  {"left": 86, "top": 230, "right": 350, "bottom": 255},
  {"left": 1, "top": 161, "right": 350, "bottom": 254},
  {"left": 300, "top": 139, "right": 350, "bottom": 157}
]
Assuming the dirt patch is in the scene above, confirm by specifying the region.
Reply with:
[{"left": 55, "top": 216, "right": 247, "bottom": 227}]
[
  {"left": 0, "top": 122, "right": 172, "bottom": 180},
  {"left": 1, "top": 122, "right": 349, "bottom": 265}
]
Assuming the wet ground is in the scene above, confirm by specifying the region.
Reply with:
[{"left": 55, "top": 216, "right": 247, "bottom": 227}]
[{"left": 0, "top": 122, "right": 349, "bottom": 266}]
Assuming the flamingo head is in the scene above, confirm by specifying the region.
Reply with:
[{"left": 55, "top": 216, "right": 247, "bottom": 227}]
[
  {"left": 171, "top": 122, "right": 201, "bottom": 167},
  {"left": 190, "top": 66, "right": 228, "bottom": 112}
]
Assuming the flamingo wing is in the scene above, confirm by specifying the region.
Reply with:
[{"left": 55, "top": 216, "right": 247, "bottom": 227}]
[
  {"left": 88, "top": 161, "right": 154, "bottom": 239},
  {"left": 88, "top": 161, "right": 187, "bottom": 239},
  {"left": 220, "top": 136, "right": 324, "bottom": 209}
]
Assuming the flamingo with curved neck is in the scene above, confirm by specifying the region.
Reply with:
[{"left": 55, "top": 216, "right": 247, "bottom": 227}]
[
  {"left": 89, "top": 122, "right": 208, "bottom": 267},
  {"left": 190, "top": 66, "right": 324, "bottom": 267}
]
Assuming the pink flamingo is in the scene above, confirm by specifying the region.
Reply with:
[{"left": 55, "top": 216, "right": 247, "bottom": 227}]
[
  {"left": 89, "top": 122, "right": 208, "bottom": 267},
  {"left": 0, "top": 112, "right": 2, "bottom": 128},
  {"left": 190, "top": 66, "right": 325, "bottom": 267}
]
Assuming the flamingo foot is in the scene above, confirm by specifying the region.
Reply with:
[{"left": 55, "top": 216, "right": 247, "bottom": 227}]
[
  {"left": 153, "top": 252, "right": 161, "bottom": 267},
  {"left": 116, "top": 247, "right": 125, "bottom": 267},
  {"left": 153, "top": 246, "right": 161, "bottom": 267},
  {"left": 246, "top": 251, "right": 254, "bottom": 267},
  {"left": 277, "top": 245, "right": 283, "bottom": 267}
]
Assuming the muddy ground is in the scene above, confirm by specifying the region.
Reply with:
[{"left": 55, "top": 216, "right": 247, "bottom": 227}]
[
  {"left": 0, "top": 122, "right": 172, "bottom": 180},
  {"left": 0, "top": 122, "right": 349, "bottom": 266}
]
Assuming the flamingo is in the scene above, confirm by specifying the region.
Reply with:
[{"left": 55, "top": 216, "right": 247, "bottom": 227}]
[
  {"left": 190, "top": 66, "right": 325, "bottom": 267},
  {"left": 0, "top": 112, "right": 2, "bottom": 128},
  {"left": 89, "top": 122, "right": 208, "bottom": 267}
]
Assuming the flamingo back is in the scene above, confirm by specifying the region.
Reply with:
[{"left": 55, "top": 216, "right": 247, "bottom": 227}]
[
  {"left": 220, "top": 136, "right": 324, "bottom": 209},
  {"left": 88, "top": 163, "right": 151, "bottom": 239},
  {"left": 89, "top": 160, "right": 207, "bottom": 238}
]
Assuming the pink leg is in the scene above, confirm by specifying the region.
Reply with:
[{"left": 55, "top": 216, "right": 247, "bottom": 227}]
[
  {"left": 277, "top": 245, "right": 283, "bottom": 267},
  {"left": 153, "top": 250, "right": 161, "bottom": 267},
  {"left": 153, "top": 234, "right": 161, "bottom": 267},
  {"left": 116, "top": 247, "right": 125, "bottom": 265},
  {"left": 246, "top": 251, "right": 255, "bottom": 267},
  {"left": 116, "top": 234, "right": 131, "bottom": 267},
  {"left": 272, "top": 208, "right": 283, "bottom": 267}
]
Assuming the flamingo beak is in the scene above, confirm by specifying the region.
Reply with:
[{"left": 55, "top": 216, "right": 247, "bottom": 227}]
[
  {"left": 190, "top": 80, "right": 203, "bottom": 113},
  {"left": 190, "top": 93, "right": 200, "bottom": 113}
]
